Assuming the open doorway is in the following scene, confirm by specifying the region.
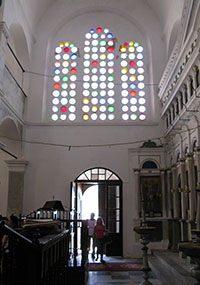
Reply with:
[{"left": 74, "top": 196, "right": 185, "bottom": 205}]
[
  {"left": 82, "top": 185, "right": 99, "bottom": 219},
  {"left": 71, "top": 167, "right": 123, "bottom": 256}
]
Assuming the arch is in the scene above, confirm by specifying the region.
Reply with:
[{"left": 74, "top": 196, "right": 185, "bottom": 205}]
[
  {"left": 72, "top": 166, "right": 123, "bottom": 256},
  {"left": 6, "top": 23, "right": 30, "bottom": 93},
  {"left": 9, "top": 22, "right": 29, "bottom": 69},
  {"left": 141, "top": 159, "right": 159, "bottom": 169},
  {"left": 0, "top": 117, "right": 21, "bottom": 139},
  {"left": 192, "top": 138, "right": 197, "bottom": 151},
  {"left": 0, "top": 117, "right": 21, "bottom": 157},
  {"left": 75, "top": 167, "right": 121, "bottom": 181}
]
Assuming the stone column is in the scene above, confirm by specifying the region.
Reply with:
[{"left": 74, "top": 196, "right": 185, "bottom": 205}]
[
  {"left": 180, "top": 159, "right": 187, "bottom": 220},
  {"left": 134, "top": 169, "right": 140, "bottom": 218},
  {"left": 0, "top": 21, "right": 9, "bottom": 90},
  {"left": 181, "top": 86, "right": 187, "bottom": 105},
  {"left": 5, "top": 158, "right": 29, "bottom": 217},
  {"left": 167, "top": 111, "right": 171, "bottom": 127},
  {"left": 186, "top": 76, "right": 191, "bottom": 99},
  {"left": 170, "top": 106, "right": 173, "bottom": 125},
  {"left": 172, "top": 165, "right": 179, "bottom": 218},
  {"left": 192, "top": 66, "right": 197, "bottom": 91},
  {"left": 178, "top": 93, "right": 182, "bottom": 112},
  {"left": 186, "top": 153, "right": 196, "bottom": 221},
  {"left": 167, "top": 169, "right": 172, "bottom": 218},
  {"left": 180, "top": 159, "right": 187, "bottom": 241},
  {"left": 161, "top": 170, "right": 167, "bottom": 218}
]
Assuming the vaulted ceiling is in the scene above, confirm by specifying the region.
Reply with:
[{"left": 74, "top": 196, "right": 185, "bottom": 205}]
[{"left": 19, "top": 0, "right": 184, "bottom": 37}]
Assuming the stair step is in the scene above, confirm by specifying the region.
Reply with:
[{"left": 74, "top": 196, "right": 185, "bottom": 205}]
[{"left": 149, "top": 250, "right": 196, "bottom": 285}]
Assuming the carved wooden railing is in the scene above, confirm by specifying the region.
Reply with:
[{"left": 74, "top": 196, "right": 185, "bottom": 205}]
[
  {"left": 23, "top": 210, "right": 89, "bottom": 267},
  {"left": 0, "top": 221, "right": 70, "bottom": 285}
]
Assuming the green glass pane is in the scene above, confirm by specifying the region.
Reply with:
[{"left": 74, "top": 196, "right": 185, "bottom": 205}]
[
  {"left": 108, "top": 75, "right": 114, "bottom": 81},
  {"left": 131, "top": 113, "right": 137, "bottom": 120},
  {"left": 62, "top": 76, "right": 68, "bottom": 82},
  {"left": 134, "top": 42, "right": 139, "bottom": 47},
  {"left": 61, "top": 83, "right": 68, "bottom": 89},
  {"left": 100, "top": 40, "right": 106, "bottom": 46},
  {"left": 108, "top": 106, "right": 115, "bottom": 112},
  {"left": 92, "top": 90, "right": 98, "bottom": 97},
  {"left": 69, "top": 42, "right": 75, "bottom": 47},
  {"left": 61, "top": 90, "right": 68, "bottom": 96}
]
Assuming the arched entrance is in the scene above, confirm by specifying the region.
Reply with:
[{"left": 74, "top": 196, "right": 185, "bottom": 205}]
[{"left": 71, "top": 167, "right": 123, "bottom": 256}]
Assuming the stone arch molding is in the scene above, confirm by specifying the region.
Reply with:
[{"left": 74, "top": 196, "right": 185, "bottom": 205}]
[
  {"left": 140, "top": 158, "right": 160, "bottom": 169},
  {"left": 8, "top": 22, "right": 29, "bottom": 69},
  {"left": 0, "top": 117, "right": 22, "bottom": 158},
  {"left": 0, "top": 116, "right": 21, "bottom": 139}
]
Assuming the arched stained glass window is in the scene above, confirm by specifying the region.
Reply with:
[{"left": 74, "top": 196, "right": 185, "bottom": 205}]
[
  {"left": 76, "top": 167, "right": 120, "bottom": 181},
  {"left": 82, "top": 27, "right": 115, "bottom": 121},
  {"left": 51, "top": 28, "right": 146, "bottom": 122},
  {"left": 120, "top": 41, "right": 146, "bottom": 121},
  {"left": 51, "top": 42, "right": 78, "bottom": 121}
]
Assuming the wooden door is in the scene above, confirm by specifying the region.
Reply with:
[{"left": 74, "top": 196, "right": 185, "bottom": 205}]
[{"left": 99, "top": 182, "right": 122, "bottom": 256}]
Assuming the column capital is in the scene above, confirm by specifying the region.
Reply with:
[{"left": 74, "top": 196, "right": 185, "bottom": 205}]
[
  {"left": 179, "top": 158, "right": 185, "bottom": 162},
  {"left": 167, "top": 169, "right": 172, "bottom": 174},
  {"left": 5, "top": 157, "right": 29, "bottom": 172},
  {"left": 0, "top": 21, "right": 9, "bottom": 39},
  {"left": 185, "top": 152, "right": 194, "bottom": 159}
]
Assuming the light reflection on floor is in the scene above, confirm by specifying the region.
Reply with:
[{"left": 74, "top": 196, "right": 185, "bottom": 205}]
[{"left": 86, "top": 254, "right": 162, "bottom": 285}]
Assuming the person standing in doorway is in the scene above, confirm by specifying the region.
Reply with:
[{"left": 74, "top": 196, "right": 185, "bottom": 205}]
[
  {"left": 93, "top": 217, "right": 106, "bottom": 263},
  {"left": 87, "top": 213, "right": 96, "bottom": 259}
]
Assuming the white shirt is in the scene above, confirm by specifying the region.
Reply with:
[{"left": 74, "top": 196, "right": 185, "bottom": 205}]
[{"left": 87, "top": 219, "right": 96, "bottom": 236}]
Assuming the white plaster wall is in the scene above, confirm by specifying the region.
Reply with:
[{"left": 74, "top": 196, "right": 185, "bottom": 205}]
[
  {"left": 25, "top": 1, "right": 165, "bottom": 123},
  {"left": 22, "top": 123, "right": 163, "bottom": 257}
]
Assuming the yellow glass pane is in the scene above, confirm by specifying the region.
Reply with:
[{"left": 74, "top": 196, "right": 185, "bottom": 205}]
[
  {"left": 64, "top": 41, "right": 69, "bottom": 46},
  {"left": 120, "top": 46, "right": 126, "bottom": 52},
  {"left": 130, "top": 75, "right": 136, "bottom": 82},
  {"left": 100, "top": 54, "right": 106, "bottom": 60},
  {"left": 129, "top": 41, "right": 134, "bottom": 46},
  {"left": 129, "top": 46, "right": 135, "bottom": 52},
  {"left": 121, "top": 68, "right": 128, "bottom": 74},
  {"left": 92, "top": 106, "right": 98, "bottom": 112},
  {"left": 83, "top": 114, "right": 89, "bottom": 120},
  {"left": 83, "top": 98, "right": 89, "bottom": 104},
  {"left": 59, "top": 43, "right": 64, "bottom": 47}
]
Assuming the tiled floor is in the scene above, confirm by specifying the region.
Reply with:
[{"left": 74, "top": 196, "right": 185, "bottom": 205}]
[{"left": 86, "top": 255, "right": 162, "bottom": 285}]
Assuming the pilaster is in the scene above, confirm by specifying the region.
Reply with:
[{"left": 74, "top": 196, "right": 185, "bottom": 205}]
[{"left": 5, "top": 158, "right": 29, "bottom": 217}]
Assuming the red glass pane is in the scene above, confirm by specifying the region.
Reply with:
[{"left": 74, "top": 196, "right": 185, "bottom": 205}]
[
  {"left": 129, "top": 61, "right": 135, "bottom": 67},
  {"left": 61, "top": 106, "right": 67, "bottom": 112},
  {"left": 124, "top": 42, "right": 128, "bottom": 47},
  {"left": 108, "top": 47, "right": 114, "bottom": 52},
  {"left": 96, "top": 27, "right": 102, "bottom": 33},
  {"left": 53, "top": 83, "right": 60, "bottom": 89},
  {"left": 70, "top": 68, "right": 76, "bottom": 74},
  {"left": 92, "top": 61, "right": 98, "bottom": 67},
  {"left": 130, "top": 90, "right": 136, "bottom": 96},
  {"left": 64, "top": 47, "right": 69, "bottom": 52}
]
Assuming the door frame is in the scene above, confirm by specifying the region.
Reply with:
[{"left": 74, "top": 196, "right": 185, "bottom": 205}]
[{"left": 72, "top": 167, "right": 123, "bottom": 256}]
